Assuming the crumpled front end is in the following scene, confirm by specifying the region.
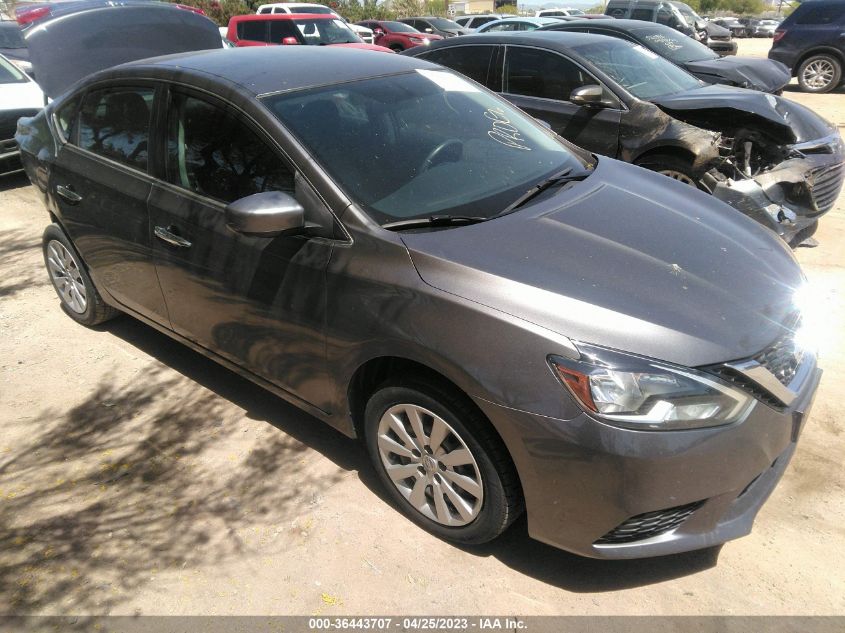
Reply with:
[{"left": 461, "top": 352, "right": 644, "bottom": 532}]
[{"left": 701, "top": 132, "right": 844, "bottom": 246}]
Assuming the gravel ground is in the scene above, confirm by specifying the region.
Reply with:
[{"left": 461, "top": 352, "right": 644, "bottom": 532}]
[{"left": 0, "top": 37, "right": 843, "bottom": 617}]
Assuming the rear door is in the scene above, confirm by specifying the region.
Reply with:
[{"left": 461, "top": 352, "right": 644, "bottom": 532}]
[
  {"left": 48, "top": 82, "right": 169, "bottom": 324},
  {"left": 148, "top": 87, "right": 333, "bottom": 409},
  {"left": 500, "top": 45, "right": 622, "bottom": 157}
]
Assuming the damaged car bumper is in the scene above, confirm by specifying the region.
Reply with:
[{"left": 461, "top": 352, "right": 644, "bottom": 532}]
[{"left": 702, "top": 132, "right": 845, "bottom": 246}]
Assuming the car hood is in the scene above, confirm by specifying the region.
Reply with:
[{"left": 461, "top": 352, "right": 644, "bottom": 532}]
[
  {"left": 684, "top": 55, "right": 790, "bottom": 93},
  {"left": 400, "top": 158, "right": 803, "bottom": 368},
  {"left": 24, "top": 3, "right": 221, "bottom": 98},
  {"left": 651, "top": 84, "right": 835, "bottom": 144},
  {"left": 703, "top": 22, "right": 731, "bottom": 37}
]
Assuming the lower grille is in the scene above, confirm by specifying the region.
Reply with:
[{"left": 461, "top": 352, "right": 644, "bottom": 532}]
[
  {"left": 595, "top": 500, "right": 706, "bottom": 545},
  {"left": 811, "top": 162, "right": 845, "bottom": 213}
]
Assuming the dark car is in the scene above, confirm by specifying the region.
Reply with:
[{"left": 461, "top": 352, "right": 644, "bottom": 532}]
[
  {"left": 18, "top": 3, "right": 821, "bottom": 560},
  {"left": 712, "top": 17, "right": 749, "bottom": 38},
  {"left": 406, "top": 32, "right": 844, "bottom": 245},
  {"left": 398, "top": 16, "right": 471, "bottom": 38},
  {"left": 538, "top": 19, "right": 789, "bottom": 93},
  {"left": 770, "top": 0, "right": 845, "bottom": 93},
  {"left": 355, "top": 19, "right": 443, "bottom": 51},
  {"left": 669, "top": 2, "right": 737, "bottom": 56},
  {"left": 0, "top": 21, "right": 31, "bottom": 75}
]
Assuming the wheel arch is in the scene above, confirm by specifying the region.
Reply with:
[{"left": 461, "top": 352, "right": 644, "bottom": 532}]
[
  {"left": 347, "top": 353, "right": 526, "bottom": 506},
  {"left": 794, "top": 47, "right": 845, "bottom": 74}
]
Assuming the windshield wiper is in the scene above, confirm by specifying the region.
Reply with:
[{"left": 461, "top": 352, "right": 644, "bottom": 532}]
[
  {"left": 381, "top": 215, "right": 487, "bottom": 231},
  {"left": 495, "top": 167, "right": 591, "bottom": 218}
]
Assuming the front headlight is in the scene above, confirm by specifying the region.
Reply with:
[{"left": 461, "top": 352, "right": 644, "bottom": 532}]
[{"left": 549, "top": 343, "right": 754, "bottom": 431}]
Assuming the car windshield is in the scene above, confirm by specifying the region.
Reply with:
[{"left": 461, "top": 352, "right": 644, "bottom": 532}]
[
  {"left": 429, "top": 18, "right": 462, "bottom": 30},
  {"left": 382, "top": 21, "right": 420, "bottom": 33},
  {"left": 281, "top": 18, "right": 360, "bottom": 45},
  {"left": 263, "top": 70, "right": 590, "bottom": 225},
  {"left": 633, "top": 25, "right": 718, "bottom": 62},
  {"left": 0, "top": 24, "right": 26, "bottom": 48},
  {"left": 0, "top": 55, "right": 26, "bottom": 83},
  {"left": 571, "top": 39, "right": 702, "bottom": 100}
]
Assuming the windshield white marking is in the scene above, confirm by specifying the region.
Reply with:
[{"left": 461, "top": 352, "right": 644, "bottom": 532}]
[{"left": 484, "top": 107, "right": 531, "bottom": 151}]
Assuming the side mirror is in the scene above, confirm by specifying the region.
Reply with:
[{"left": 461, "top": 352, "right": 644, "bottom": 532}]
[
  {"left": 373, "top": 28, "right": 384, "bottom": 35},
  {"left": 281, "top": 36, "right": 299, "bottom": 45},
  {"left": 226, "top": 191, "right": 305, "bottom": 237},
  {"left": 425, "top": 28, "right": 433, "bottom": 33},
  {"left": 569, "top": 85, "right": 607, "bottom": 108}
]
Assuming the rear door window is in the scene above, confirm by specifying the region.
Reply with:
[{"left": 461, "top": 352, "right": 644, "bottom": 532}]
[
  {"left": 420, "top": 45, "right": 497, "bottom": 86},
  {"left": 77, "top": 86, "right": 154, "bottom": 171},
  {"left": 239, "top": 20, "right": 268, "bottom": 41},
  {"left": 631, "top": 8, "right": 655, "bottom": 20}
]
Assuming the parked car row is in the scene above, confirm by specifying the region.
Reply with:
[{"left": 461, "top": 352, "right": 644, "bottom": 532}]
[{"left": 5, "top": 0, "right": 835, "bottom": 564}]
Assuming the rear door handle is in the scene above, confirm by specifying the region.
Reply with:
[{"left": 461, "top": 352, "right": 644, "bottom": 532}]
[
  {"left": 56, "top": 184, "right": 82, "bottom": 204},
  {"left": 154, "top": 225, "right": 192, "bottom": 248}
]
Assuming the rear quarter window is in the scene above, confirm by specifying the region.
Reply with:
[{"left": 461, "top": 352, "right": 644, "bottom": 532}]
[{"left": 794, "top": 5, "right": 845, "bottom": 25}]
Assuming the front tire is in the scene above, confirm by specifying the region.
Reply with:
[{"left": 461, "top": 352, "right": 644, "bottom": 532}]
[
  {"left": 42, "top": 224, "right": 119, "bottom": 326},
  {"left": 635, "top": 154, "right": 699, "bottom": 187},
  {"left": 797, "top": 54, "right": 842, "bottom": 93},
  {"left": 364, "top": 380, "right": 522, "bottom": 545}
]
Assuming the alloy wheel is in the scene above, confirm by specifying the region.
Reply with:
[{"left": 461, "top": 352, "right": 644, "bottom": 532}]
[
  {"left": 46, "top": 240, "right": 87, "bottom": 314},
  {"left": 659, "top": 169, "right": 696, "bottom": 186},
  {"left": 803, "top": 59, "right": 836, "bottom": 90},
  {"left": 376, "top": 403, "right": 484, "bottom": 527}
]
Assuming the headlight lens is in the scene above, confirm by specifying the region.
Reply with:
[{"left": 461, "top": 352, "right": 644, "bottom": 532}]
[{"left": 549, "top": 343, "right": 754, "bottom": 431}]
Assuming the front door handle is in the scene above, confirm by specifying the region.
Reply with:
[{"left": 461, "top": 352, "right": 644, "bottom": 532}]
[
  {"left": 154, "top": 225, "right": 192, "bottom": 248},
  {"left": 56, "top": 184, "right": 83, "bottom": 205}
]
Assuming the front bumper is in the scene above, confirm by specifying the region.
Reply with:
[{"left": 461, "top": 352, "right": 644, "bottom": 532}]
[
  {"left": 708, "top": 38, "right": 737, "bottom": 56},
  {"left": 474, "top": 357, "right": 821, "bottom": 559},
  {"left": 705, "top": 133, "right": 844, "bottom": 246}
]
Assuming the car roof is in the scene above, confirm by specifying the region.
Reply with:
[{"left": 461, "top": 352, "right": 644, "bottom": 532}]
[
  {"left": 231, "top": 13, "right": 336, "bottom": 21},
  {"left": 544, "top": 18, "right": 672, "bottom": 31},
  {"left": 427, "top": 30, "right": 615, "bottom": 50},
  {"left": 121, "top": 46, "right": 437, "bottom": 96}
]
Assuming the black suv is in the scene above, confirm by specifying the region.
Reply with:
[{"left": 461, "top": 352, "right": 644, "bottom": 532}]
[{"left": 769, "top": 0, "right": 845, "bottom": 93}]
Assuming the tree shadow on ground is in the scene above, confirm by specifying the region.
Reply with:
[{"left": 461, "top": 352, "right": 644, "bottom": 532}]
[
  {"left": 1, "top": 315, "right": 720, "bottom": 616},
  {"left": 0, "top": 228, "right": 47, "bottom": 300}
]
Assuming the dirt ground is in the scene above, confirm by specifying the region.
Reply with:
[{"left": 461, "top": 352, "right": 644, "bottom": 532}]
[{"left": 1, "top": 37, "right": 843, "bottom": 617}]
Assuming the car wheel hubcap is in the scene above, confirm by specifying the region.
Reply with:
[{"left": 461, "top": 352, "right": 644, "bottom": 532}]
[
  {"left": 659, "top": 169, "right": 696, "bottom": 186},
  {"left": 804, "top": 60, "right": 835, "bottom": 89},
  {"left": 377, "top": 403, "right": 483, "bottom": 527},
  {"left": 46, "top": 240, "right": 87, "bottom": 314}
]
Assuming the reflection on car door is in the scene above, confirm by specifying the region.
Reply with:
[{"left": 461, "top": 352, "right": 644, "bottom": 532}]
[
  {"left": 500, "top": 46, "right": 622, "bottom": 157},
  {"left": 49, "top": 83, "right": 170, "bottom": 323},
  {"left": 148, "top": 88, "right": 333, "bottom": 411}
]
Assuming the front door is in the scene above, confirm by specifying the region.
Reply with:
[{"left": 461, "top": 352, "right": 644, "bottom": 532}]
[
  {"left": 49, "top": 83, "right": 169, "bottom": 324},
  {"left": 500, "top": 45, "right": 623, "bottom": 158},
  {"left": 148, "top": 88, "right": 332, "bottom": 409}
]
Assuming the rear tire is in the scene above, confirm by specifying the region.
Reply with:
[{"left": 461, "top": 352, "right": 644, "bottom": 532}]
[
  {"left": 797, "top": 54, "right": 842, "bottom": 93},
  {"left": 635, "top": 154, "right": 699, "bottom": 188},
  {"left": 42, "top": 224, "right": 119, "bottom": 326},
  {"left": 364, "top": 378, "right": 523, "bottom": 545}
]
